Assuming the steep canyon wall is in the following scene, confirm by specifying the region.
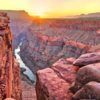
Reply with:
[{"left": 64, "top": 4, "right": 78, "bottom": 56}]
[{"left": 0, "top": 12, "right": 21, "bottom": 100}]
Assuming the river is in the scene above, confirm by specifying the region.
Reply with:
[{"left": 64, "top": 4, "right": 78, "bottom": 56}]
[{"left": 14, "top": 42, "right": 35, "bottom": 82}]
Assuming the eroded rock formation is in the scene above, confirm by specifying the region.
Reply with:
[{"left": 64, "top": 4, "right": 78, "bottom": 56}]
[
  {"left": 36, "top": 58, "right": 78, "bottom": 100},
  {"left": 0, "top": 12, "right": 21, "bottom": 100},
  {"left": 73, "top": 52, "right": 100, "bottom": 66},
  {"left": 36, "top": 52, "right": 100, "bottom": 100},
  {"left": 73, "top": 81, "right": 100, "bottom": 100}
]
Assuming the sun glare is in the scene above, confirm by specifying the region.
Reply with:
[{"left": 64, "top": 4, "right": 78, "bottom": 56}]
[
  {"left": 0, "top": 0, "right": 100, "bottom": 18},
  {"left": 33, "top": 11, "right": 45, "bottom": 18}
]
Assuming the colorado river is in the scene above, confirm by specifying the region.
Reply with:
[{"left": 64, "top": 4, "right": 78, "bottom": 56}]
[{"left": 15, "top": 42, "right": 35, "bottom": 82}]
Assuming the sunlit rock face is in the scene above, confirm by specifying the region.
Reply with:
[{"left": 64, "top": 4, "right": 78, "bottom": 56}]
[
  {"left": 36, "top": 52, "right": 100, "bottom": 100},
  {"left": 36, "top": 58, "right": 78, "bottom": 100},
  {"left": 0, "top": 12, "right": 21, "bottom": 100},
  {"left": 71, "top": 52, "right": 100, "bottom": 100}
]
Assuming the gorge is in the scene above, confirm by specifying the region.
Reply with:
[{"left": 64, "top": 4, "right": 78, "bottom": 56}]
[
  {"left": 14, "top": 42, "right": 35, "bottom": 82},
  {"left": 0, "top": 11, "right": 100, "bottom": 100}
]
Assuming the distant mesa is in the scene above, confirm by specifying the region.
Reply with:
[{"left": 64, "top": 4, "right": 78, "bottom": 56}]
[
  {"left": 78, "top": 12, "right": 100, "bottom": 18},
  {"left": 0, "top": 10, "right": 30, "bottom": 20},
  {"left": 65, "top": 12, "right": 100, "bottom": 19}
]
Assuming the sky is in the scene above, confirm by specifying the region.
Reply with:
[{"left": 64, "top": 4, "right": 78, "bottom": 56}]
[{"left": 0, "top": 0, "right": 100, "bottom": 18}]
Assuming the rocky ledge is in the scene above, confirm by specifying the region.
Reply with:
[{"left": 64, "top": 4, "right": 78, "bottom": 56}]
[
  {"left": 0, "top": 12, "right": 21, "bottom": 100},
  {"left": 36, "top": 52, "right": 100, "bottom": 100}
]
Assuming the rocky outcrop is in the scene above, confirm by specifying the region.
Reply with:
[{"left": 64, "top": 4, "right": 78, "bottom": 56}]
[
  {"left": 36, "top": 52, "right": 100, "bottom": 100},
  {"left": 71, "top": 63, "right": 100, "bottom": 93},
  {"left": 71, "top": 52, "right": 100, "bottom": 99},
  {"left": 0, "top": 10, "right": 32, "bottom": 49},
  {"left": 73, "top": 52, "right": 100, "bottom": 66},
  {"left": 0, "top": 12, "right": 21, "bottom": 100},
  {"left": 36, "top": 58, "right": 78, "bottom": 100},
  {"left": 73, "top": 81, "right": 100, "bottom": 100}
]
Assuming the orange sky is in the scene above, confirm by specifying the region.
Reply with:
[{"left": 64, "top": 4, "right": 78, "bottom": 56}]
[{"left": 0, "top": 0, "right": 100, "bottom": 18}]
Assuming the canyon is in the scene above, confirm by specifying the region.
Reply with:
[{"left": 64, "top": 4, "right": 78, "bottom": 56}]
[
  {"left": 0, "top": 10, "right": 100, "bottom": 100},
  {"left": 19, "top": 18, "right": 100, "bottom": 75}
]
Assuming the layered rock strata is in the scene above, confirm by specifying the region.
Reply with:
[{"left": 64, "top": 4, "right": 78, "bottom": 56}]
[
  {"left": 0, "top": 12, "right": 21, "bottom": 100},
  {"left": 19, "top": 18, "right": 100, "bottom": 74},
  {"left": 20, "top": 30, "right": 89, "bottom": 74}
]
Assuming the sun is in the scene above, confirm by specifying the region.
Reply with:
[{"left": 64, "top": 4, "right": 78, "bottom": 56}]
[{"left": 33, "top": 11, "right": 45, "bottom": 18}]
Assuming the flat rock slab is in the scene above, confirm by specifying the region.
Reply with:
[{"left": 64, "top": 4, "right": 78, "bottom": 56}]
[{"left": 73, "top": 52, "right": 100, "bottom": 66}]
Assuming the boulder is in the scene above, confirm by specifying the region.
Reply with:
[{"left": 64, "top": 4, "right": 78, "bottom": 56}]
[
  {"left": 36, "top": 58, "right": 78, "bottom": 100},
  {"left": 36, "top": 68, "right": 72, "bottom": 100},
  {"left": 73, "top": 81, "right": 100, "bottom": 100},
  {"left": 70, "top": 63, "right": 100, "bottom": 93},
  {"left": 73, "top": 52, "right": 100, "bottom": 67}
]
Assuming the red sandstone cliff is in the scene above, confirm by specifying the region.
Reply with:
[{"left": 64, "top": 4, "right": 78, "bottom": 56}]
[{"left": 0, "top": 12, "right": 21, "bottom": 100}]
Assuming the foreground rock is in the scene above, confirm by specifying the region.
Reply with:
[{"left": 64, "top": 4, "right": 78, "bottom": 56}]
[
  {"left": 73, "top": 82, "right": 100, "bottom": 100},
  {"left": 36, "top": 58, "right": 78, "bottom": 100},
  {"left": 71, "top": 63, "right": 100, "bottom": 93},
  {"left": 36, "top": 52, "right": 100, "bottom": 100},
  {"left": 36, "top": 68, "right": 72, "bottom": 100},
  {"left": 52, "top": 58, "right": 78, "bottom": 84},
  {"left": 0, "top": 12, "right": 21, "bottom": 99},
  {"left": 73, "top": 52, "right": 100, "bottom": 66}
]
